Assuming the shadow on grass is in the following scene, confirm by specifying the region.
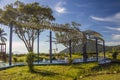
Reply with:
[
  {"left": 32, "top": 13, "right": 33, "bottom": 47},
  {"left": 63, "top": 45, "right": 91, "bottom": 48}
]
[
  {"left": 91, "top": 63, "right": 120, "bottom": 72},
  {"left": 71, "top": 64, "right": 86, "bottom": 69},
  {"left": 32, "top": 69, "right": 59, "bottom": 76},
  {"left": 72, "top": 66, "right": 85, "bottom": 69}
]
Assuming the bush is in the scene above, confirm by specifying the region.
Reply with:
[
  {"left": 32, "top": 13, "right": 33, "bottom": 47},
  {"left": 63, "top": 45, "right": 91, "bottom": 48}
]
[
  {"left": 19, "top": 59, "right": 24, "bottom": 62},
  {"left": 26, "top": 52, "right": 35, "bottom": 72},
  {"left": 52, "top": 56, "right": 56, "bottom": 60},
  {"left": 13, "top": 57, "right": 18, "bottom": 62},
  {"left": 112, "top": 52, "right": 118, "bottom": 60}
]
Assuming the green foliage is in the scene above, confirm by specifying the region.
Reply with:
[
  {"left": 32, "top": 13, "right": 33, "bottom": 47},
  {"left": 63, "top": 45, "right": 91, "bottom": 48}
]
[
  {"left": 13, "top": 57, "right": 18, "bottom": 62},
  {"left": 0, "top": 28, "right": 7, "bottom": 42},
  {"left": 112, "top": 52, "right": 119, "bottom": 60},
  {"left": 26, "top": 52, "right": 35, "bottom": 72},
  {"left": 0, "top": 1, "right": 55, "bottom": 52},
  {"left": 52, "top": 56, "right": 57, "bottom": 60}
]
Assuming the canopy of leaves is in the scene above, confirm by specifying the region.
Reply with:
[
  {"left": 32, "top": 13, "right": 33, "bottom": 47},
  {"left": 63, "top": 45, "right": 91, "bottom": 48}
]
[
  {"left": 0, "top": 28, "right": 7, "bottom": 42},
  {"left": 0, "top": 1, "right": 55, "bottom": 28}
]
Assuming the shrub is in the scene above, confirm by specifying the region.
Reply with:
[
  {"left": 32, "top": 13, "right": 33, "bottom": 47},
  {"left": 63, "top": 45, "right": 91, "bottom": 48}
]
[
  {"left": 19, "top": 59, "right": 24, "bottom": 62},
  {"left": 112, "top": 52, "right": 118, "bottom": 60},
  {"left": 26, "top": 52, "right": 35, "bottom": 72},
  {"left": 13, "top": 57, "right": 18, "bottom": 62},
  {"left": 52, "top": 56, "right": 56, "bottom": 60}
]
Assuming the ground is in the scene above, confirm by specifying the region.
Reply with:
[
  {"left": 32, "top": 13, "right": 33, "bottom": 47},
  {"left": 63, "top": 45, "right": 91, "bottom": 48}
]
[{"left": 0, "top": 62, "right": 120, "bottom": 80}]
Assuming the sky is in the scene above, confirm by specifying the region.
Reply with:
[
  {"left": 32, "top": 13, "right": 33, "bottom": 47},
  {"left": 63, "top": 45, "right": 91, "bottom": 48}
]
[{"left": 0, "top": 0, "right": 120, "bottom": 54}]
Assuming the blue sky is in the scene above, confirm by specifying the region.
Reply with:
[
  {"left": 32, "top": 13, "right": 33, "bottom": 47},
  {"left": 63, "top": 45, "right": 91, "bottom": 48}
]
[{"left": 0, "top": 0, "right": 120, "bottom": 53}]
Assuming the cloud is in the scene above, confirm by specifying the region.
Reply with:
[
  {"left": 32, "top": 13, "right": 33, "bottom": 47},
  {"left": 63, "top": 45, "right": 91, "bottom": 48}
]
[
  {"left": 105, "top": 41, "right": 120, "bottom": 46},
  {"left": 54, "top": 1, "right": 67, "bottom": 14},
  {"left": 90, "top": 12, "right": 120, "bottom": 23},
  {"left": 112, "top": 34, "right": 120, "bottom": 40},
  {"left": 102, "top": 31, "right": 110, "bottom": 33},
  {"left": 106, "top": 26, "right": 120, "bottom": 31},
  {"left": 6, "top": 41, "right": 27, "bottom": 54},
  {"left": 6, "top": 41, "right": 65, "bottom": 54}
]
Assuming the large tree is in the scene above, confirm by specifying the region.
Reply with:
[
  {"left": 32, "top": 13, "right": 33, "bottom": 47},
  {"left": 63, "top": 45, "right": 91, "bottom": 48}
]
[
  {"left": 55, "top": 22, "right": 83, "bottom": 54},
  {"left": 0, "top": 1, "right": 55, "bottom": 52}
]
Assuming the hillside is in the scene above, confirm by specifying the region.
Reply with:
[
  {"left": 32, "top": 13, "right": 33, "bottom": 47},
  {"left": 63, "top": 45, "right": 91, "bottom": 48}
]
[{"left": 60, "top": 41, "right": 120, "bottom": 53}]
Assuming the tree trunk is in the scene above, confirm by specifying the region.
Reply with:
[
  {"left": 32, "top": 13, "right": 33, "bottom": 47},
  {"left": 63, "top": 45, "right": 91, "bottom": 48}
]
[{"left": 72, "top": 45, "right": 75, "bottom": 54}]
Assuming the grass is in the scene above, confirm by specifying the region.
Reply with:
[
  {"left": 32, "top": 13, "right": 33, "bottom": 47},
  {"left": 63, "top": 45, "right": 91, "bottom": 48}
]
[
  {"left": 12, "top": 54, "right": 82, "bottom": 63},
  {"left": 0, "top": 62, "right": 120, "bottom": 80},
  {"left": 82, "top": 73, "right": 120, "bottom": 80}
]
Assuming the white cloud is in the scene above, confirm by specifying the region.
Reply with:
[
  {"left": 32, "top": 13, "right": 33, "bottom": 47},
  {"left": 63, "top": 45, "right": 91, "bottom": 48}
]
[
  {"left": 102, "top": 31, "right": 110, "bottom": 33},
  {"left": 90, "top": 12, "right": 120, "bottom": 23},
  {"left": 106, "top": 26, "right": 120, "bottom": 31},
  {"left": 6, "top": 41, "right": 50, "bottom": 54},
  {"left": 90, "top": 16, "right": 108, "bottom": 21},
  {"left": 54, "top": 1, "right": 67, "bottom": 14},
  {"left": 105, "top": 41, "right": 120, "bottom": 46},
  {"left": 6, "top": 41, "right": 65, "bottom": 54},
  {"left": 6, "top": 41, "right": 27, "bottom": 54},
  {"left": 112, "top": 34, "right": 120, "bottom": 40}
]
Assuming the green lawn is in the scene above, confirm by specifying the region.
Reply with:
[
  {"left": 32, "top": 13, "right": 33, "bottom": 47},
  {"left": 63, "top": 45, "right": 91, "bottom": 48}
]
[
  {"left": 0, "top": 62, "right": 120, "bottom": 80},
  {"left": 82, "top": 73, "right": 120, "bottom": 80}
]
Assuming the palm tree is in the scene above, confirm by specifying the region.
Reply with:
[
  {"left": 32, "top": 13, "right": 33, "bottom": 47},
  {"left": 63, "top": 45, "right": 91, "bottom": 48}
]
[{"left": 0, "top": 28, "right": 7, "bottom": 43}]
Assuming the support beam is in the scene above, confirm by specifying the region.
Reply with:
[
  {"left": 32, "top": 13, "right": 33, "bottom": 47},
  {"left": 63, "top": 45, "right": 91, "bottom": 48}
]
[
  {"left": 95, "top": 38, "right": 98, "bottom": 61},
  {"left": 9, "top": 22, "right": 13, "bottom": 65},
  {"left": 83, "top": 42, "right": 87, "bottom": 62},
  {"left": 69, "top": 40, "right": 72, "bottom": 59},
  {"left": 49, "top": 30, "right": 52, "bottom": 63},
  {"left": 103, "top": 40, "right": 106, "bottom": 58},
  {"left": 37, "top": 30, "right": 40, "bottom": 63}
]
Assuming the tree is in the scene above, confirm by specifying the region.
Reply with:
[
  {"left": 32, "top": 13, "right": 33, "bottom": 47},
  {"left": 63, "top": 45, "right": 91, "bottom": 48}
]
[
  {"left": 0, "top": 1, "right": 55, "bottom": 52},
  {"left": 0, "top": 28, "right": 7, "bottom": 43},
  {"left": 55, "top": 22, "right": 83, "bottom": 60},
  {"left": 55, "top": 22, "right": 82, "bottom": 54},
  {"left": 14, "top": 27, "right": 43, "bottom": 52},
  {"left": 112, "top": 52, "right": 118, "bottom": 60},
  {"left": 26, "top": 52, "right": 35, "bottom": 72}
]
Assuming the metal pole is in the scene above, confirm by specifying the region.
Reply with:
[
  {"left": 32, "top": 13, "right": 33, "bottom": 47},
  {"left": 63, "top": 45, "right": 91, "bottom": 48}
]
[
  {"left": 50, "top": 30, "right": 52, "bottom": 63},
  {"left": 37, "top": 30, "right": 40, "bottom": 63},
  {"left": 69, "top": 40, "right": 72, "bottom": 59},
  {"left": 9, "top": 22, "right": 13, "bottom": 65},
  {"left": 83, "top": 42, "right": 87, "bottom": 62},
  {"left": 95, "top": 38, "right": 98, "bottom": 61},
  {"left": 103, "top": 40, "right": 106, "bottom": 58}
]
